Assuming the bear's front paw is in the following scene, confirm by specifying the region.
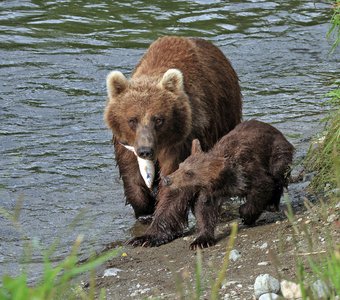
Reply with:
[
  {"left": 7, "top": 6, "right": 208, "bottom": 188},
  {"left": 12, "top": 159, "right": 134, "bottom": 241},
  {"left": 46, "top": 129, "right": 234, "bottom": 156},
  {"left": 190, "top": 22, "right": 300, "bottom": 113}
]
[
  {"left": 127, "top": 233, "right": 177, "bottom": 247},
  {"left": 239, "top": 203, "right": 259, "bottom": 226},
  {"left": 190, "top": 235, "right": 216, "bottom": 250}
]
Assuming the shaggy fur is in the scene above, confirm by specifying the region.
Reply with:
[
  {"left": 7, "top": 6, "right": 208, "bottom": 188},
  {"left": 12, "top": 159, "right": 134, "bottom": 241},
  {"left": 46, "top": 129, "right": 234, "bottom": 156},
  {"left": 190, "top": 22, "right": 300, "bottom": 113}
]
[
  {"left": 104, "top": 36, "right": 242, "bottom": 220},
  {"left": 133, "top": 120, "right": 294, "bottom": 249}
]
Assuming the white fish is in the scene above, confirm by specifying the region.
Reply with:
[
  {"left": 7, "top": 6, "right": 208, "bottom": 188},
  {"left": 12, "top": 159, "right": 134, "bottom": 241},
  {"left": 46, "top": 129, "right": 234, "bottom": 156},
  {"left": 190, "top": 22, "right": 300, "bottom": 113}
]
[{"left": 121, "top": 144, "right": 155, "bottom": 189}]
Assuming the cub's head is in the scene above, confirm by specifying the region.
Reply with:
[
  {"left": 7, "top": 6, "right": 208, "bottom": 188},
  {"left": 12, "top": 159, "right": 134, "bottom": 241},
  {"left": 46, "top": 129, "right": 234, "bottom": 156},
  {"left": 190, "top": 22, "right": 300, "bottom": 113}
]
[
  {"left": 104, "top": 69, "right": 192, "bottom": 160},
  {"left": 163, "top": 139, "right": 225, "bottom": 192}
]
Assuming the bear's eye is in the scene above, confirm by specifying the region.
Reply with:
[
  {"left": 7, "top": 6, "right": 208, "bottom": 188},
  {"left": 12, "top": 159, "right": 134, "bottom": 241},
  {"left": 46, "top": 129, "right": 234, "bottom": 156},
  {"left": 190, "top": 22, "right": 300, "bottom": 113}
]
[
  {"left": 153, "top": 116, "right": 164, "bottom": 128},
  {"left": 128, "top": 117, "right": 138, "bottom": 130},
  {"left": 185, "top": 170, "right": 194, "bottom": 178}
]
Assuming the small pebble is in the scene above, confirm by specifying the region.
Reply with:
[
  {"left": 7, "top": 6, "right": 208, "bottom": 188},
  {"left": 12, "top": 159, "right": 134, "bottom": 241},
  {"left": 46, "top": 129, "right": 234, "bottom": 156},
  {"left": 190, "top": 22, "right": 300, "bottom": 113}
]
[
  {"left": 229, "top": 249, "right": 241, "bottom": 262},
  {"left": 222, "top": 280, "right": 239, "bottom": 288},
  {"left": 259, "top": 242, "right": 268, "bottom": 250},
  {"left": 103, "top": 268, "right": 122, "bottom": 277},
  {"left": 327, "top": 214, "right": 337, "bottom": 223},
  {"left": 258, "top": 261, "right": 270, "bottom": 266}
]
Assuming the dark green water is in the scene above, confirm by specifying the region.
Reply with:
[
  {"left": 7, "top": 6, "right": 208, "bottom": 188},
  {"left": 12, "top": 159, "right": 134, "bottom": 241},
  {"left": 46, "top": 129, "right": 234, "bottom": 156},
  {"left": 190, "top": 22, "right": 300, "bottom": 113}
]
[{"left": 0, "top": 0, "right": 338, "bottom": 280}]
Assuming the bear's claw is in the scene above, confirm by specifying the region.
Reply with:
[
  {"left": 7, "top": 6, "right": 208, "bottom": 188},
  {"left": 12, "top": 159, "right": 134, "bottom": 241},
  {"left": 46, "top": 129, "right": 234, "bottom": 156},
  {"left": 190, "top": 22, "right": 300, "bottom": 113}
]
[
  {"left": 127, "top": 234, "right": 174, "bottom": 247},
  {"left": 190, "top": 235, "right": 216, "bottom": 250}
]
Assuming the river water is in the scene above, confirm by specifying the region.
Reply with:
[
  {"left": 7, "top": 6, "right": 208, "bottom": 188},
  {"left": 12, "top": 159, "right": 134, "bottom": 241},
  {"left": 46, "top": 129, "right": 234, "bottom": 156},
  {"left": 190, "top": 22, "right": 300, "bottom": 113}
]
[{"left": 0, "top": 0, "right": 338, "bottom": 281}]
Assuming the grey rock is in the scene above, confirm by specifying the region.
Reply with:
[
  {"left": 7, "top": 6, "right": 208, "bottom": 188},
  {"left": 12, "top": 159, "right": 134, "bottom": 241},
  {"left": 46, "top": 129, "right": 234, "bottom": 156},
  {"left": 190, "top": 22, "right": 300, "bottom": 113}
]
[
  {"left": 280, "top": 280, "right": 302, "bottom": 299},
  {"left": 303, "top": 172, "right": 316, "bottom": 182},
  {"left": 103, "top": 267, "right": 122, "bottom": 277},
  {"left": 259, "top": 293, "right": 280, "bottom": 300},
  {"left": 327, "top": 213, "right": 337, "bottom": 223},
  {"left": 311, "top": 279, "right": 330, "bottom": 299},
  {"left": 254, "top": 274, "right": 280, "bottom": 299}
]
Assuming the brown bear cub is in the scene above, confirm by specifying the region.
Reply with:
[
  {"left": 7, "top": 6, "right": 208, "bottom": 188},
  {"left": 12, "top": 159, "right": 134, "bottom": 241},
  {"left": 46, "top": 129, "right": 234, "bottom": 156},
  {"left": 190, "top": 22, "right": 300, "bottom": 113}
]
[
  {"left": 104, "top": 36, "right": 242, "bottom": 226},
  {"left": 162, "top": 120, "right": 294, "bottom": 250}
]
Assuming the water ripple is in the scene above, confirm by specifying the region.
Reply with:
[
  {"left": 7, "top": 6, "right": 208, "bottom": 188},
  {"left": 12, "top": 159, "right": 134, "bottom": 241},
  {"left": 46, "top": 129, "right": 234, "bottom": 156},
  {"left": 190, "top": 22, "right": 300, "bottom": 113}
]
[{"left": 0, "top": 0, "right": 338, "bottom": 280}]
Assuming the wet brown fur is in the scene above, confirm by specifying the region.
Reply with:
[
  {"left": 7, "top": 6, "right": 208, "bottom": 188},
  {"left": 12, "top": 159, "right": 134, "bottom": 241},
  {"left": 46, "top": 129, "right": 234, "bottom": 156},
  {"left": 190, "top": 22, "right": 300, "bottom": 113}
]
[
  {"left": 104, "top": 36, "right": 242, "bottom": 219},
  {"left": 132, "top": 120, "right": 294, "bottom": 249}
]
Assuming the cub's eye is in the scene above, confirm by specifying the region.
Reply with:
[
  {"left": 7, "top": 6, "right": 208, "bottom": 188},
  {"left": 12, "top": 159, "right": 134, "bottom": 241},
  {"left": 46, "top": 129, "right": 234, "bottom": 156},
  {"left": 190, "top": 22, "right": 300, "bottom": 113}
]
[
  {"left": 153, "top": 116, "right": 164, "bottom": 128},
  {"left": 128, "top": 118, "right": 138, "bottom": 130},
  {"left": 185, "top": 170, "right": 194, "bottom": 178}
]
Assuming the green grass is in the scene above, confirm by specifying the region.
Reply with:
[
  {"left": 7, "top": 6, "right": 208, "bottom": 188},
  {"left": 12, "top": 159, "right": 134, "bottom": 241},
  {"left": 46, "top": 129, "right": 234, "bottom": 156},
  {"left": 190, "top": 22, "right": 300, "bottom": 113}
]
[
  {"left": 0, "top": 201, "right": 121, "bottom": 300},
  {"left": 0, "top": 235, "right": 121, "bottom": 300},
  {"left": 305, "top": 104, "right": 340, "bottom": 192},
  {"left": 304, "top": 0, "right": 340, "bottom": 193},
  {"left": 293, "top": 3, "right": 340, "bottom": 296},
  {"left": 327, "top": 0, "right": 340, "bottom": 53},
  {"left": 283, "top": 188, "right": 340, "bottom": 299}
]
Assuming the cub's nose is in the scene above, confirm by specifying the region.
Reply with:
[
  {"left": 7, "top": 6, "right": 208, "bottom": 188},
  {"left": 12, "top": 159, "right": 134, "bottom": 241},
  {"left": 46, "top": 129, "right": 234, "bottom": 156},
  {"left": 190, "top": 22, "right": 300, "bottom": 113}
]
[
  {"left": 162, "top": 176, "right": 172, "bottom": 186},
  {"left": 136, "top": 147, "right": 154, "bottom": 160}
]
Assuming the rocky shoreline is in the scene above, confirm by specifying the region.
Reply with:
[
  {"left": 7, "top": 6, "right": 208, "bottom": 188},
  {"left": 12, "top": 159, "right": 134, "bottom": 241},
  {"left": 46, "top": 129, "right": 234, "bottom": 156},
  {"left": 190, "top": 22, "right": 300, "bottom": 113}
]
[{"left": 83, "top": 170, "right": 339, "bottom": 299}]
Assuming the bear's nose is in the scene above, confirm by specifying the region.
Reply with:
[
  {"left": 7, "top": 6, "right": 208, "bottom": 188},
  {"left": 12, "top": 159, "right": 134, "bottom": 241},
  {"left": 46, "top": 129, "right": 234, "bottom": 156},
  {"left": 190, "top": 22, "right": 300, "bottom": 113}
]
[
  {"left": 137, "top": 147, "right": 154, "bottom": 160},
  {"left": 162, "top": 176, "right": 172, "bottom": 186}
]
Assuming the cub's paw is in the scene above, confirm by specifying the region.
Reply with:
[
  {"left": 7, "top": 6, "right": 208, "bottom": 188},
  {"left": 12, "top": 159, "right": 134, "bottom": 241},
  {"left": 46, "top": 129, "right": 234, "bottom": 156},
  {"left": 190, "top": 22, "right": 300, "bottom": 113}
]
[
  {"left": 127, "top": 233, "right": 178, "bottom": 247},
  {"left": 239, "top": 204, "right": 258, "bottom": 226},
  {"left": 190, "top": 235, "right": 216, "bottom": 250},
  {"left": 265, "top": 203, "right": 280, "bottom": 212}
]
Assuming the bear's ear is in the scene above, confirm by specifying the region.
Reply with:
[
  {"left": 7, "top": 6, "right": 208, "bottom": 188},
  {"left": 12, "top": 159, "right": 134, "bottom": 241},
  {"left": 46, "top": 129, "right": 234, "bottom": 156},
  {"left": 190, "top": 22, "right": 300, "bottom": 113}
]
[
  {"left": 106, "top": 71, "right": 128, "bottom": 98},
  {"left": 191, "top": 139, "right": 203, "bottom": 155},
  {"left": 160, "top": 69, "right": 184, "bottom": 93}
]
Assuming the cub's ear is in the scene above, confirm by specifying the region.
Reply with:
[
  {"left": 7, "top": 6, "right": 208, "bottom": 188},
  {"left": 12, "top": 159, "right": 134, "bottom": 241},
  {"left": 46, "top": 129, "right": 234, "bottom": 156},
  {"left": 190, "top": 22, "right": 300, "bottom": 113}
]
[
  {"left": 191, "top": 139, "right": 203, "bottom": 155},
  {"left": 106, "top": 71, "right": 128, "bottom": 98},
  {"left": 159, "top": 69, "right": 184, "bottom": 93}
]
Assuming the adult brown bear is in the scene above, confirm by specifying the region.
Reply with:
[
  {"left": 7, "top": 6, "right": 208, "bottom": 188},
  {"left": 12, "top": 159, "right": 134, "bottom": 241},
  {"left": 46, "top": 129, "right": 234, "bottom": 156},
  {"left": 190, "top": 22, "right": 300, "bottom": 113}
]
[{"left": 104, "top": 36, "right": 242, "bottom": 246}]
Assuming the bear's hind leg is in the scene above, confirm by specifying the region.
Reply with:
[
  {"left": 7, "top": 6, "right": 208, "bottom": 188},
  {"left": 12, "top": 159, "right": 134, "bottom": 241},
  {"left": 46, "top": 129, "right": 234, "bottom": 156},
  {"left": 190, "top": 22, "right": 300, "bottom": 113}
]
[
  {"left": 266, "top": 181, "right": 283, "bottom": 212},
  {"left": 239, "top": 177, "right": 274, "bottom": 226}
]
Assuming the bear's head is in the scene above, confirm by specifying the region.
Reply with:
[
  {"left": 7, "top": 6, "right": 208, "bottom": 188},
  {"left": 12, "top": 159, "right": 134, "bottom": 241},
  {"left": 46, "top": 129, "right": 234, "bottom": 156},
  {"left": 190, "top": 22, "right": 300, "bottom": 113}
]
[
  {"left": 162, "top": 139, "right": 225, "bottom": 192},
  {"left": 104, "top": 69, "right": 192, "bottom": 161}
]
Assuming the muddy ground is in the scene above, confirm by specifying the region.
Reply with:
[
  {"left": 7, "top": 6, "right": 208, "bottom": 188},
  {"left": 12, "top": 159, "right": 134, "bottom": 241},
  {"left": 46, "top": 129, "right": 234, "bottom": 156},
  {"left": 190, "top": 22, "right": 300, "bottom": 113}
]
[{"left": 83, "top": 172, "right": 340, "bottom": 300}]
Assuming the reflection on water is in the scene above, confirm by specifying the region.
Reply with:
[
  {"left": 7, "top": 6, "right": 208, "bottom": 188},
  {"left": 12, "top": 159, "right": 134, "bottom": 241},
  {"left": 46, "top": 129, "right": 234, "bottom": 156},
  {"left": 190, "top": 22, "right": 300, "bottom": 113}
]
[{"left": 0, "top": 0, "right": 338, "bottom": 280}]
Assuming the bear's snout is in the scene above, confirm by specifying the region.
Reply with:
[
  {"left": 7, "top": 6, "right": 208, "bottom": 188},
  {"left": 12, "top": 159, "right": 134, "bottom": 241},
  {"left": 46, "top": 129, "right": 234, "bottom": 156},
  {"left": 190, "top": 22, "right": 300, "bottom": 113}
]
[
  {"left": 137, "top": 147, "right": 154, "bottom": 160},
  {"left": 162, "top": 176, "right": 172, "bottom": 187}
]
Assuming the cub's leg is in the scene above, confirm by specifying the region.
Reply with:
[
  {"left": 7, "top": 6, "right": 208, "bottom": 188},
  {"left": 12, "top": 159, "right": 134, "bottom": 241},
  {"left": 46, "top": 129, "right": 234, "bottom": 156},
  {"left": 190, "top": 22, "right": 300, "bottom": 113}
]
[
  {"left": 239, "top": 176, "right": 274, "bottom": 225},
  {"left": 190, "top": 193, "right": 219, "bottom": 250},
  {"left": 266, "top": 180, "right": 283, "bottom": 212}
]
